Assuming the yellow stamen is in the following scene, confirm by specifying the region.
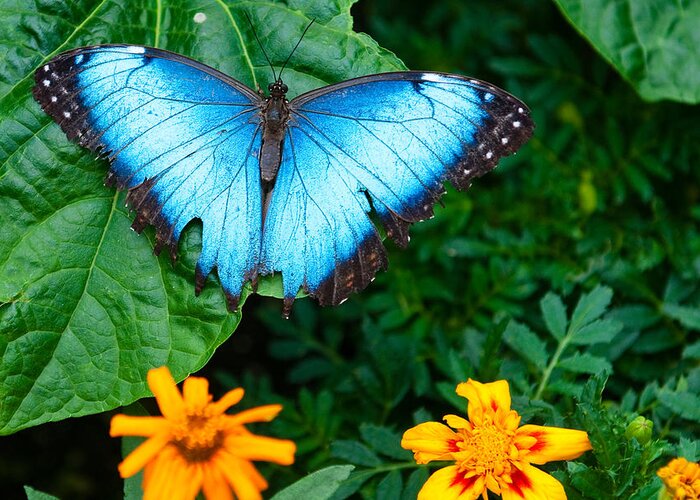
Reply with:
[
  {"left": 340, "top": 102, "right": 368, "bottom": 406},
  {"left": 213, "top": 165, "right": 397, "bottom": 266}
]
[{"left": 458, "top": 422, "right": 514, "bottom": 475}]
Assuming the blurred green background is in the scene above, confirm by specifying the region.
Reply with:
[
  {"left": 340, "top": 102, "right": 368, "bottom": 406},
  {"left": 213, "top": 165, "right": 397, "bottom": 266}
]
[{"left": 2, "top": 0, "right": 699, "bottom": 498}]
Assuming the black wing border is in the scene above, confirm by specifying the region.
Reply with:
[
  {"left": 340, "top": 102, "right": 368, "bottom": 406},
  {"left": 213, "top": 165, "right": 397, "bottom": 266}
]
[{"left": 290, "top": 71, "right": 530, "bottom": 110}]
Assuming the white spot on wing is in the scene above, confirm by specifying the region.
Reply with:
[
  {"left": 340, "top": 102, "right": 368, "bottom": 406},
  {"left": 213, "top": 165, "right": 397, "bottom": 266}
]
[
  {"left": 63, "top": 111, "right": 71, "bottom": 118},
  {"left": 50, "top": 96, "right": 57, "bottom": 102},
  {"left": 513, "top": 121, "right": 521, "bottom": 128},
  {"left": 501, "top": 137, "right": 509, "bottom": 145},
  {"left": 486, "top": 151, "right": 494, "bottom": 159},
  {"left": 194, "top": 12, "right": 207, "bottom": 23},
  {"left": 42, "top": 79, "right": 50, "bottom": 87},
  {"left": 421, "top": 73, "right": 447, "bottom": 83},
  {"left": 43, "top": 65, "right": 49, "bottom": 72},
  {"left": 125, "top": 46, "right": 146, "bottom": 54}
]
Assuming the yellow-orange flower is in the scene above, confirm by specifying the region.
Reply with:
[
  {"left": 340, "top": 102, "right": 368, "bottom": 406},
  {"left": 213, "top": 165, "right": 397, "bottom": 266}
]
[
  {"left": 110, "top": 366, "right": 296, "bottom": 500},
  {"left": 401, "top": 379, "right": 592, "bottom": 499},
  {"left": 657, "top": 457, "right": 700, "bottom": 499}
]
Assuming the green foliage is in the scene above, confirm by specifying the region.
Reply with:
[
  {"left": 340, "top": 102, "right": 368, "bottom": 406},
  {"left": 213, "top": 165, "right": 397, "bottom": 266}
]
[
  {"left": 560, "top": 376, "right": 669, "bottom": 499},
  {"left": 503, "top": 286, "right": 622, "bottom": 399},
  {"left": 554, "top": 0, "right": 700, "bottom": 103},
  {"left": 0, "top": 0, "right": 403, "bottom": 435},
  {"left": 23, "top": 486, "right": 59, "bottom": 500},
  {"left": 270, "top": 465, "right": 355, "bottom": 500},
  {"left": 328, "top": 424, "right": 416, "bottom": 499},
  {"left": 1, "top": 0, "right": 699, "bottom": 498}
]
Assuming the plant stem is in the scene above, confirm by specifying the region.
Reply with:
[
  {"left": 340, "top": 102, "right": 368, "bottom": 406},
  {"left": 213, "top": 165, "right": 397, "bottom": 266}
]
[{"left": 534, "top": 333, "right": 571, "bottom": 400}]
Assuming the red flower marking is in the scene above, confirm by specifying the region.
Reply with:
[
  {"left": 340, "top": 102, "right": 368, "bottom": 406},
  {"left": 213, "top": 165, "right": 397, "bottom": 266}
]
[
  {"left": 447, "top": 439, "right": 460, "bottom": 452},
  {"left": 450, "top": 470, "right": 479, "bottom": 495},
  {"left": 528, "top": 431, "right": 547, "bottom": 453},
  {"left": 509, "top": 467, "right": 532, "bottom": 497}
]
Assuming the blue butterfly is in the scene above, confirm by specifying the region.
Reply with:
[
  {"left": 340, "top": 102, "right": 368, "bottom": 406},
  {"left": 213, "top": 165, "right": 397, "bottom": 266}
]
[{"left": 33, "top": 44, "right": 533, "bottom": 316}]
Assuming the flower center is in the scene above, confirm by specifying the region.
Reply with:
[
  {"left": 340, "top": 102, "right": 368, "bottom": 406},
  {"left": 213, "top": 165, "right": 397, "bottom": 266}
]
[
  {"left": 459, "top": 422, "right": 513, "bottom": 475},
  {"left": 171, "top": 410, "right": 226, "bottom": 463}
]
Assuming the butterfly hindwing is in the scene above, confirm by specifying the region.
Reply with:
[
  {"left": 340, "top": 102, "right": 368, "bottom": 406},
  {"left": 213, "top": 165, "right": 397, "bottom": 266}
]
[
  {"left": 260, "top": 124, "right": 389, "bottom": 312},
  {"left": 33, "top": 45, "right": 264, "bottom": 308},
  {"left": 261, "top": 72, "right": 533, "bottom": 311}
]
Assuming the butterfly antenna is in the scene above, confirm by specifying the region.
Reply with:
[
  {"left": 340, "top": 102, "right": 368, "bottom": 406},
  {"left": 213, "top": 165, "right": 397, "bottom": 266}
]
[
  {"left": 278, "top": 19, "right": 315, "bottom": 81},
  {"left": 244, "top": 11, "right": 277, "bottom": 82}
]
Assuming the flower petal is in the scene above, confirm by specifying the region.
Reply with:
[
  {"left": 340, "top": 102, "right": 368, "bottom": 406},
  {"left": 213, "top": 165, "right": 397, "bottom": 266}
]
[
  {"left": 201, "top": 463, "right": 234, "bottom": 500},
  {"left": 456, "top": 379, "right": 511, "bottom": 423},
  {"left": 210, "top": 388, "right": 245, "bottom": 414},
  {"left": 143, "top": 446, "right": 187, "bottom": 500},
  {"left": 224, "top": 404, "right": 283, "bottom": 426},
  {"left": 443, "top": 414, "right": 471, "bottom": 430},
  {"left": 118, "top": 433, "right": 171, "bottom": 478},
  {"left": 142, "top": 452, "right": 171, "bottom": 500},
  {"left": 237, "top": 459, "right": 269, "bottom": 490},
  {"left": 182, "top": 376, "right": 211, "bottom": 409},
  {"left": 153, "top": 458, "right": 203, "bottom": 500},
  {"left": 110, "top": 415, "right": 168, "bottom": 437},
  {"left": 417, "top": 465, "right": 486, "bottom": 500},
  {"left": 657, "top": 457, "right": 700, "bottom": 499},
  {"left": 148, "top": 367, "right": 185, "bottom": 420},
  {"left": 501, "top": 463, "right": 566, "bottom": 500},
  {"left": 215, "top": 454, "right": 264, "bottom": 500},
  {"left": 210, "top": 387, "right": 245, "bottom": 413},
  {"left": 224, "top": 435, "right": 296, "bottom": 465},
  {"left": 178, "top": 463, "right": 204, "bottom": 500},
  {"left": 401, "top": 422, "right": 461, "bottom": 464},
  {"left": 516, "top": 425, "right": 592, "bottom": 464}
]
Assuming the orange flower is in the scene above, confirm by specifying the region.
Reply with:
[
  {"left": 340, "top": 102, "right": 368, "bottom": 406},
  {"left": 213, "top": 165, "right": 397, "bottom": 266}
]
[
  {"left": 657, "top": 457, "right": 700, "bottom": 499},
  {"left": 401, "top": 379, "right": 592, "bottom": 499},
  {"left": 110, "top": 366, "right": 296, "bottom": 500}
]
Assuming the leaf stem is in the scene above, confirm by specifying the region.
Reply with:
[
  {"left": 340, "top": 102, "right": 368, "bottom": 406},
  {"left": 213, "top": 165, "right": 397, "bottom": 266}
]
[{"left": 534, "top": 332, "right": 571, "bottom": 400}]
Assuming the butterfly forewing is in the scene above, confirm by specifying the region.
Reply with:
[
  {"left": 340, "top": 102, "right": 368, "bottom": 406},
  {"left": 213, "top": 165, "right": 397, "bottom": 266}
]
[{"left": 34, "top": 45, "right": 265, "bottom": 309}]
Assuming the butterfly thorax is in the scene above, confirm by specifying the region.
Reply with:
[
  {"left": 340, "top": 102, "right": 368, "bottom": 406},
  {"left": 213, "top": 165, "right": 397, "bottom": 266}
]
[{"left": 260, "top": 81, "right": 290, "bottom": 189}]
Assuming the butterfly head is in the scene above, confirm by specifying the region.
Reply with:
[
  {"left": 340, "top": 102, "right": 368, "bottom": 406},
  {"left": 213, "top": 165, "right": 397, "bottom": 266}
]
[{"left": 268, "top": 80, "right": 288, "bottom": 99}]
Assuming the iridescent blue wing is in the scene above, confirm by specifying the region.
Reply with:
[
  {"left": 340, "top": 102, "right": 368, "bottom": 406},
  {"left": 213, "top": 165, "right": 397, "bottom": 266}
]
[
  {"left": 33, "top": 45, "right": 263, "bottom": 308},
  {"left": 260, "top": 72, "right": 533, "bottom": 313}
]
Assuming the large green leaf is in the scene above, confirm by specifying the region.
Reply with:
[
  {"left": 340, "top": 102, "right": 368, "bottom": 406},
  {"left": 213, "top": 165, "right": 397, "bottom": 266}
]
[
  {"left": 270, "top": 465, "right": 355, "bottom": 500},
  {"left": 553, "top": 0, "right": 700, "bottom": 103},
  {"left": 0, "top": 0, "right": 404, "bottom": 434}
]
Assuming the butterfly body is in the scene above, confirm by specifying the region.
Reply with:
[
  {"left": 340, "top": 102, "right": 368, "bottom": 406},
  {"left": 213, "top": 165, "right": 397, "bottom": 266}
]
[
  {"left": 260, "top": 81, "right": 290, "bottom": 187},
  {"left": 33, "top": 44, "right": 533, "bottom": 316}
]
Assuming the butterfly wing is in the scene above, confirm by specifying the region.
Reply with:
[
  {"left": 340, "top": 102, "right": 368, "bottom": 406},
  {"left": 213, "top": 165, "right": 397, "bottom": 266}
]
[
  {"left": 260, "top": 72, "right": 533, "bottom": 313},
  {"left": 33, "top": 45, "right": 263, "bottom": 308}
]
